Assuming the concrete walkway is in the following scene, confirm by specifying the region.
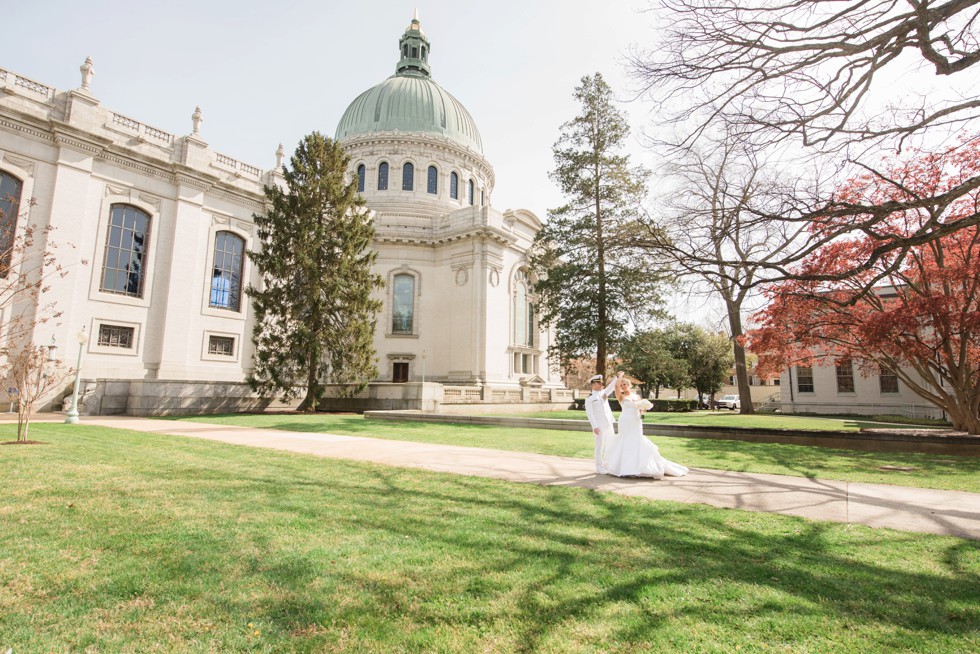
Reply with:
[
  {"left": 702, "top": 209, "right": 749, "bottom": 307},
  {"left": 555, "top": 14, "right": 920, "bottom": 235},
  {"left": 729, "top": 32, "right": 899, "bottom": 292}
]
[{"left": 74, "top": 416, "right": 980, "bottom": 540}]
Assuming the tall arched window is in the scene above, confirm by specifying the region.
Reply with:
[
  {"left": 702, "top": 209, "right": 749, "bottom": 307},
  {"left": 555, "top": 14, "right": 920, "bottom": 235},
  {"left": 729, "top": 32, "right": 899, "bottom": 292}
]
[
  {"left": 514, "top": 269, "right": 534, "bottom": 347},
  {"left": 450, "top": 172, "right": 459, "bottom": 200},
  {"left": 377, "top": 162, "right": 389, "bottom": 190},
  {"left": 100, "top": 204, "right": 151, "bottom": 298},
  {"left": 402, "top": 162, "right": 414, "bottom": 191},
  {"left": 392, "top": 274, "right": 415, "bottom": 334},
  {"left": 209, "top": 231, "right": 245, "bottom": 311},
  {"left": 356, "top": 164, "right": 365, "bottom": 193},
  {"left": 468, "top": 179, "right": 475, "bottom": 206},
  {"left": 427, "top": 166, "right": 438, "bottom": 194},
  {"left": 0, "top": 171, "right": 24, "bottom": 275}
]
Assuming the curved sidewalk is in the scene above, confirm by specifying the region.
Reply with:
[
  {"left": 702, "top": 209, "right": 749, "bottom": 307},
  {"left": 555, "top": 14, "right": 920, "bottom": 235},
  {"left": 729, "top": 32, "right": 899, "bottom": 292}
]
[{"left": 83, "top": 416, "right": 980, "bottom": 540}]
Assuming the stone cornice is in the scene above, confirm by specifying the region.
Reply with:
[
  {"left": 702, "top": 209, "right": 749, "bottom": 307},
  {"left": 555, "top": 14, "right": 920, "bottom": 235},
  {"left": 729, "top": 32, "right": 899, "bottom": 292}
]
[
  {"left": 50, "top": 121, "right": 114, "bottom": 154},
  {"left": 0, "top": 110, "right": 56, "bottom": 145},
  {"left": 374, "top": 225, "right": 517, "bottom": 247}
]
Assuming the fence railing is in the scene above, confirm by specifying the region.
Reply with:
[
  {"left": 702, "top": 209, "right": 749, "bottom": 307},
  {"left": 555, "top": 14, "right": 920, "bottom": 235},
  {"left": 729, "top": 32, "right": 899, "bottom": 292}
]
[
  {"left": 110, "top": 112, "right": 175, "bottom": 145},
  {"left": 214, "top": 151, "right": 262, "bottom": 177}
]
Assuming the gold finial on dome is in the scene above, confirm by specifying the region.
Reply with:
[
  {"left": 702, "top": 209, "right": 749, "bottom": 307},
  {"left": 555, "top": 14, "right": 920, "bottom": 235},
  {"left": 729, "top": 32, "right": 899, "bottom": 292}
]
[{"left": 408, "top": 8, "right": 423, "bottom": 34}]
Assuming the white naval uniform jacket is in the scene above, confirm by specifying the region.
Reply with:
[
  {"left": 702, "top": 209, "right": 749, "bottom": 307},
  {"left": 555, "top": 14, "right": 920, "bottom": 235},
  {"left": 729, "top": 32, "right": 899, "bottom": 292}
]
[{"left": 584, "top": 377, "right": 618, "bottom": 433}]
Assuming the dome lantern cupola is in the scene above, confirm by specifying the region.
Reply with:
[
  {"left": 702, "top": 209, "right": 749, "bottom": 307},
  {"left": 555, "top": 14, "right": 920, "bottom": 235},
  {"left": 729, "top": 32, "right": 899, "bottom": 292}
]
[
  {"left": 335, "top": 12, "right": 484, "bottom": 154},
  {"left": 396, "top": 10, "right": 431, "bottom": 78}
]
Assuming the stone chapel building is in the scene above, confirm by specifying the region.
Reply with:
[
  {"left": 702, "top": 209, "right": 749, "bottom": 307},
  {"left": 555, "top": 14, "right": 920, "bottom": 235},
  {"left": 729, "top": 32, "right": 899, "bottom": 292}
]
[{"left": 0, "top": 15, "right": 567, "bottom": 415}]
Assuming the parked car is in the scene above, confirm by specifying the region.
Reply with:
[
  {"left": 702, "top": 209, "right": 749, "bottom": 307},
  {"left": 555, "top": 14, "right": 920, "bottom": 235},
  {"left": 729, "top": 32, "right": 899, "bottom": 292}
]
[{"left": 717, "top": 394, "right": 741, "bottom": 410}]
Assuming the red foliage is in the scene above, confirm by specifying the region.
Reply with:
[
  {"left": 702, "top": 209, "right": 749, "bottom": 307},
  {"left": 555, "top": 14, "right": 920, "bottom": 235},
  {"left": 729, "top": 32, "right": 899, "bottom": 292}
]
[{"left": 749, "top": 137, "right": 980, "bottom": 432}]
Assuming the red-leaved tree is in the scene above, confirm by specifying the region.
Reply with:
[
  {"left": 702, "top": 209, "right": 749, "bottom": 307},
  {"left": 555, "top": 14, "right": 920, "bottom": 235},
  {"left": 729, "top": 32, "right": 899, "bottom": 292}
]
[{"left": 749, "top": 137, "right": 980, "bottom": 434}]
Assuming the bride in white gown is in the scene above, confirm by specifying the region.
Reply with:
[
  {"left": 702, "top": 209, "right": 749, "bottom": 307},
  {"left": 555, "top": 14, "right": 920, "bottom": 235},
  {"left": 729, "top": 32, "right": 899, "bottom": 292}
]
[{"left": 604, "top": 376, "right": 689, "bottom": 479}]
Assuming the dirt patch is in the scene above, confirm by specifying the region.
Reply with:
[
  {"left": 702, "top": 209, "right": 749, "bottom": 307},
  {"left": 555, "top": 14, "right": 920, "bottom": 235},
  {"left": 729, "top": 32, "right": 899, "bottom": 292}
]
[{"left": 1, "top": 440, "right": 47, "bottom": 445}]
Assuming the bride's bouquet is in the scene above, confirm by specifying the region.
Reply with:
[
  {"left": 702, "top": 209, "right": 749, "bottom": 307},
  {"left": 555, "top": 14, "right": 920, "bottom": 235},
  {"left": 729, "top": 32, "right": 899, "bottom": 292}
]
[{"left": 635, "top": 398, "right": 653, "bottom": 412}]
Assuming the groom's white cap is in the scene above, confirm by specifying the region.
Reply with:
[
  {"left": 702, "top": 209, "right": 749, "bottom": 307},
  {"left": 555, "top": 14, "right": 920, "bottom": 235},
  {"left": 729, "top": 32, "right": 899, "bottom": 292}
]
[{"left": 588, "top": 374, "right": 603, "bottom": 384}]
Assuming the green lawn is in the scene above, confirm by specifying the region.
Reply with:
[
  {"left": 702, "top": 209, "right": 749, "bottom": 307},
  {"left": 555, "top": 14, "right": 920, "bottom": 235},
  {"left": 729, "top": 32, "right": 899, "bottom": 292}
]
[
  {"left": 2, "top": 424, "right": 977, "bottom": 653},
  {"left": 174, "top": 413, "right": 980, "bottom": 493},
  {"left": 492, "top": 410, "right": 944, "bottom": 431}
]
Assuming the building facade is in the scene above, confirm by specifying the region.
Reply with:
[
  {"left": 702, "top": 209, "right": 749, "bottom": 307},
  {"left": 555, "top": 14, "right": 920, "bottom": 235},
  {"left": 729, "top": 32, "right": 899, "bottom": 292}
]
[
  {"left": 779, "top": 361, "right": 945, "bottom": 421},
  {"left": 0, "top": 17, "right": 563, "bottom": 415}
]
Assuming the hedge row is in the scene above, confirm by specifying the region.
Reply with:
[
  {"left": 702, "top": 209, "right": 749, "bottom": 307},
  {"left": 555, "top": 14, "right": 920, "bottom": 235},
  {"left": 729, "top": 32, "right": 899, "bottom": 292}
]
[{"left": 573, "top": 398, "right": 697, "bottom": 412}]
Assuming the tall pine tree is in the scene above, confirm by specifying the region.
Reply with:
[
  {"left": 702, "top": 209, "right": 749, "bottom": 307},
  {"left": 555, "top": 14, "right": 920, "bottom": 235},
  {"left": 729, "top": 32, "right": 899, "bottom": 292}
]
[
  {"left": 247, "top": 132, "right": 383, "bottom": 411},
  {"left": 531, "top": 73, "right": 667, "bottom": 376}
]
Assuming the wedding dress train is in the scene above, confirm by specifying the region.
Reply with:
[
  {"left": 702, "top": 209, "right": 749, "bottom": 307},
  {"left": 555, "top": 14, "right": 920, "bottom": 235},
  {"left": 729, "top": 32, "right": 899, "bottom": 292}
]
[{"left": 604, "top": 393, "right": 689, "bottom": 478}]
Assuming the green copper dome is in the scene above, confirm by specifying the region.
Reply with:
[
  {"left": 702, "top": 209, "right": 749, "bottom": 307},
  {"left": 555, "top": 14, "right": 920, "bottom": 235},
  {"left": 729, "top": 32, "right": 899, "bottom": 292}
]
[{"left": 335, "top": 14, "right": 484, "bottom": 154}]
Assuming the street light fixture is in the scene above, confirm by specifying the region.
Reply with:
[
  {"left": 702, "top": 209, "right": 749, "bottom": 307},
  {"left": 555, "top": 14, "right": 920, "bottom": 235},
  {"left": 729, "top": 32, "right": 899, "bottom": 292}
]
[{"left": 64, "top": 327, "right": 89, "bottom": 425}]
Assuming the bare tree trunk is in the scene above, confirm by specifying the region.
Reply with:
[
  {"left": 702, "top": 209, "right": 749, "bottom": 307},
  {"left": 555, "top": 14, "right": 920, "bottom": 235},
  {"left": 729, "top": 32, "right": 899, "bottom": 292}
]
[{"left": 726, "top": 303, "right": 755, "bottom": 414}]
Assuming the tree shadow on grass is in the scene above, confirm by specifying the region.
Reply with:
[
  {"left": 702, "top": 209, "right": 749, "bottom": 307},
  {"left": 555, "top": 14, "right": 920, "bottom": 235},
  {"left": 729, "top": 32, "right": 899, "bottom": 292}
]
[
  {"left": 159, "top": 460, "right": 979, "bottom": 651},
  {"left": 660, "top": 433, "right": 980, "bottom": 486},
  {"left": 6, "top": 428, "right": 978, "bottom": 652}
]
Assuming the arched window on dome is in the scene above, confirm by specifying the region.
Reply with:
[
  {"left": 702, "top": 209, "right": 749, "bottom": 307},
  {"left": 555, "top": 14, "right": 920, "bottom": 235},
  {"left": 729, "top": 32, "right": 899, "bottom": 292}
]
[
  {"left": 450, "top": 172, "right": 459, "bottom": 200},
  {"left": 427, "top": 166, "right": 438, "bottom": 194},
  {"left": 209, "top": 231, "right": 245, "bottom": 312},
  {"left": 356, "top": 164, "right": 365, "bottom": 193},
  {"left": 0, "top": 171, "right": 23, "bottom": 276},
  {"left": 378, "top": 162, "right": 389, "bottom": 191},
  {"left": 402, "top": 162, "right": 414, "bottom": 191},
  {"left": 468, "top": 179, "right": 475, "bottom": 206}
]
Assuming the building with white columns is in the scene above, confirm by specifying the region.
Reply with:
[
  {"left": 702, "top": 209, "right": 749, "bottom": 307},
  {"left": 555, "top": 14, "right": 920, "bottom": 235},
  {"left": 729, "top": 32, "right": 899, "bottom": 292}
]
[{"left": 0, "top": 16, "right": 565, "bottom": 414}]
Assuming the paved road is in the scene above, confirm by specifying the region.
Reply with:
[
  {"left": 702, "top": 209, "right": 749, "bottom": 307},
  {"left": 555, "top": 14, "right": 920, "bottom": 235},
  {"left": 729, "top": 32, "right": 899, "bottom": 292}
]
[{"left": 63, "top": 416, "right": 980, "bottom": 540}]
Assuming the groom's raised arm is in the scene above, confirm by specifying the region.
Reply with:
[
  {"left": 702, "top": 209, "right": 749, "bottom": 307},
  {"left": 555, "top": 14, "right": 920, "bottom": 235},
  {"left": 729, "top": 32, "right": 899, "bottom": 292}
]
[{"left": 601, "top": 376, "right": 618, "bottom": 399}]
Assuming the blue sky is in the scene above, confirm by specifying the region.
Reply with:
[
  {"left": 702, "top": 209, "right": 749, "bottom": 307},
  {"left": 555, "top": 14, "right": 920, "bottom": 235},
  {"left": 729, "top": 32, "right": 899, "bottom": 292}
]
[{"left": 3, "top": 0, "right": 658, "bottom": 217}]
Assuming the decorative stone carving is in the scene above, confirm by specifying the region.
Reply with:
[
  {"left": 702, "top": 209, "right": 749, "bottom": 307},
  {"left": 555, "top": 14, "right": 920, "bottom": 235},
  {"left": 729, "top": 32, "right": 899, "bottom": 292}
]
[
  {"left": 2, "top": 154, "right": 35, "bottom": 176},
  {"left": 137, "top": 193, "right": 161, "bottom": 210},
  {"left": 454, "top": 266, "right": 469, "bottom": 286},
  {"left": 79, "top": 56, "right": 94, "bottom": 91},
  {"left": 191, "top": 106, "right": 203, "bottom": 136},
  {"left": 275, "top": 143, "right": 284, "bottom": 169},
  {"left": 488, "top": 267, "right": 500, "bottom": 287}
]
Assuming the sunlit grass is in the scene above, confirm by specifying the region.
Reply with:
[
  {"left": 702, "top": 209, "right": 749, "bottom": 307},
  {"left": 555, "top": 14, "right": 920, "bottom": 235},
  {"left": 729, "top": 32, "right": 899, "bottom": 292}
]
[
  {"left": 2, "top": 423, "right": 977, "bottom": 653},
  {"left": 490, "top": 409, "right": 945, "bottom": 431},
  {"left": 172, "top": 413, "right": 980, "bottom": 492}
]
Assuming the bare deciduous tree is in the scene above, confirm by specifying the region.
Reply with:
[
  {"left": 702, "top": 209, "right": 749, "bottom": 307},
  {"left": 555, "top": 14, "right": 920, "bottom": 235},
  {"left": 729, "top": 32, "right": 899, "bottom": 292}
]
[
  {"left": 0, "top": 198, "right": 82, "bottom": 441},
  {"left": 630, "top": 0, "right": 980, "bottom": 285},
  {"left": 641, "top": 138, "right": 805, "bottom": 412},
  {"left": 0, "top": 343, "right": 72, "bottom": 442}
]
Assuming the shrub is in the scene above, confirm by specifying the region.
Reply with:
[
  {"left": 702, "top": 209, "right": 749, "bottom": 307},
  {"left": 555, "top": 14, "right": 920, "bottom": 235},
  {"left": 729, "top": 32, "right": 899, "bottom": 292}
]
[{"left": 648, "top": 398, "right": 692, "bottom": 412}]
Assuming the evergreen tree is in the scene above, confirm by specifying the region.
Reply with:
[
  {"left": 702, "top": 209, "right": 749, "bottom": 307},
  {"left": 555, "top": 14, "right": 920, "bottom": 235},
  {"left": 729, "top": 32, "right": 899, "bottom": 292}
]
[
  {"left": 530, "top": 73, "right": 667, "bottom": 376},
  {"left": 247, "top": 132, "right": 383, "bottom": 411}
]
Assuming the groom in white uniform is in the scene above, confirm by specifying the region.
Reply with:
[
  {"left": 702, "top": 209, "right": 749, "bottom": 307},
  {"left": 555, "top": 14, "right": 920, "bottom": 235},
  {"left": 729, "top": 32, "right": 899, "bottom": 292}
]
[{"left": 584, "top": 371, "right": 622, "bottom": 474}]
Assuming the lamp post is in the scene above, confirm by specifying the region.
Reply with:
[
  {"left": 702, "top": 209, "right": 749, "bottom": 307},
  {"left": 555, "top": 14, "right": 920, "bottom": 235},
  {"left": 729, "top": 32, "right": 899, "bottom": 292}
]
[{"left": 64, "top": 327, "right": 89, "bottom": 424}]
